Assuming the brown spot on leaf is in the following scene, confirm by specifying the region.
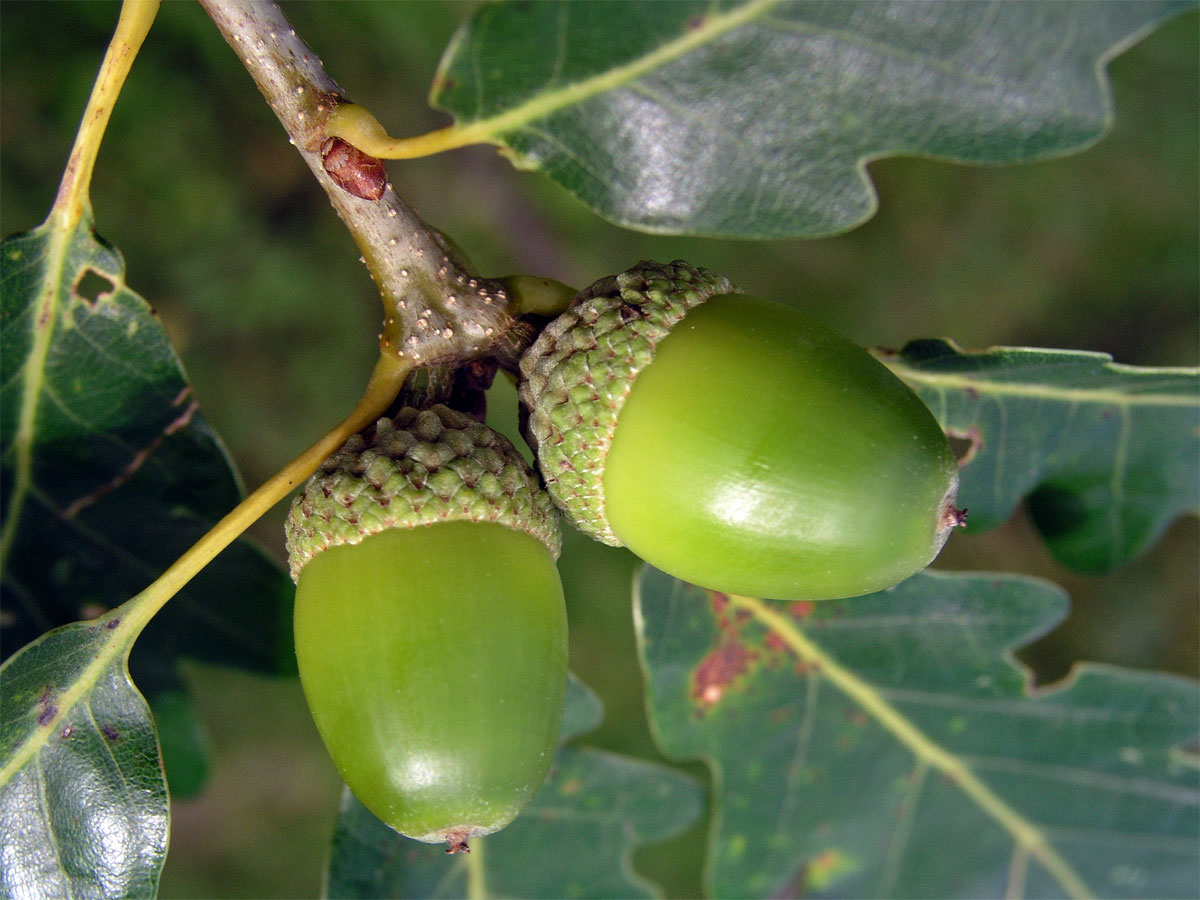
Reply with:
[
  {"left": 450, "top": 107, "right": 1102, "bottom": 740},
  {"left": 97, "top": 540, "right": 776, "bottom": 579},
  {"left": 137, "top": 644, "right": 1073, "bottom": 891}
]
[
  {"left": 764, "top": 631, "right": 788, "bottom": 654},
  {"left": 37, "top": 686, "right": 57, "bottom": 727},
  {"left": 692, "top": 639, "right": 756, "bottom": 709},
  {"left": 101, "top": 724, "right": 120, "bottom": 742},
  {"left": 709, "top": 591, "right": 746, "bottom": 634},
  {"left": 789, "top": 600, "right": 815, "bottom": 619}
]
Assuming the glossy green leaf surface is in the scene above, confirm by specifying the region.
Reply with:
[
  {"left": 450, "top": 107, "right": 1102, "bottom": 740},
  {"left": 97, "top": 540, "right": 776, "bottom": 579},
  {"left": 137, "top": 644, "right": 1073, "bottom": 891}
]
[
  {"left": 0, "top": 608, "right": 167, "bottom": 900},
  {"left": 636, "top": 567, "right": 1199, "bottom": 899},
  {"left": 432, "top": 0, "right": 1192, "bottom": 237},
  {"left": 0, "top": 219, "right": 295, "bottom": 791},
  {"left": 325, "top": 677, "right": 704, "bottom": 899},
  {"left": 885, "top": 340, "right": 1199, "bottom": 573}
]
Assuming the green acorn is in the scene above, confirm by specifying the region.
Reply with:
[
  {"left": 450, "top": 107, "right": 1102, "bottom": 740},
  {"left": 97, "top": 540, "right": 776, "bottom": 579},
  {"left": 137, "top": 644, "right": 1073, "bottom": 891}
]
[
  {"left": 285, "top": 404, "right": 566, "bottom": 852},
  {"left": 519, "top": 260, "right": 961, "bottom": 601}
]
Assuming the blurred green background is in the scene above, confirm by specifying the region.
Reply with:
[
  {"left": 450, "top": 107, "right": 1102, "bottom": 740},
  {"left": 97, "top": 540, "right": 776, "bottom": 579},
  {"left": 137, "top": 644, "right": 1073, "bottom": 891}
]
[{"left": 1, "top": 3, "right": 1196, "bottom": 898}]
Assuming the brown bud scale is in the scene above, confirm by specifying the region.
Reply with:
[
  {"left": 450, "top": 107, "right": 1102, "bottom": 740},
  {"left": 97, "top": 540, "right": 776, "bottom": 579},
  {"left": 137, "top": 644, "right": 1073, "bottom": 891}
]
[{"left": 321, "top": 137, "right": 387, "bottom": 200}]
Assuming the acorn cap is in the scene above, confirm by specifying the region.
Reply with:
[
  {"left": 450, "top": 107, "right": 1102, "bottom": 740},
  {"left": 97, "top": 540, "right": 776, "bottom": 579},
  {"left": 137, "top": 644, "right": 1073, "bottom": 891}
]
[
  {"left": 285, "top": 404, "right": 561, "bottom": 581},
  {"left": 518, "top": 260, "right": 734, "bottom": 545}
]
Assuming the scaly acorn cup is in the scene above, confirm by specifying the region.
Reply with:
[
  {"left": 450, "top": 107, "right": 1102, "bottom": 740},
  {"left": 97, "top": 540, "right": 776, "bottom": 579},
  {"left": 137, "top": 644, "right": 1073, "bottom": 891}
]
[
  {"left": 519, "top": 260, "right": 962, "bottom": 601},
  {"left": 285, "top": 404, "right": 566, "bottom": 852}
]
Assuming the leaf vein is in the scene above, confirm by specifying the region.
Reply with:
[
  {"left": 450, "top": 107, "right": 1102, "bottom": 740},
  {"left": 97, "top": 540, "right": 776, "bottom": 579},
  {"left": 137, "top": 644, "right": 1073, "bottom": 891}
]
[
  {"left": 732, "top": 593, "right": 1093, "bottom": 899},
  {"left": 959, "top": 754, "right": 1199, "bottom": 805}
]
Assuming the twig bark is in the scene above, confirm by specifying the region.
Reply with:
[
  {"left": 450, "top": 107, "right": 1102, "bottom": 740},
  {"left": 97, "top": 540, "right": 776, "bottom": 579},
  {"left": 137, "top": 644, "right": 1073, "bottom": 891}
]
[{"left": 198, "top": 0, "right": 513, "bottom": 366}]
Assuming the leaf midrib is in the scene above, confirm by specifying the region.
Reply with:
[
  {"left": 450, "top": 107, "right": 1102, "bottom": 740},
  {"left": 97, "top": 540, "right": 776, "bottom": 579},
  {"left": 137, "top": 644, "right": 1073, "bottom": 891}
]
[
  {"left": 0, "top": 220, "right": 70, "bottom": 570},
  {"left": 729, "top": 591, "right": 1093, "bottom": 900},
  {"left": 437, "top": 0, "right": 781, "bottom": 145},
  {"left": 0, "top": 614, "right": 139, "bottom": 790},
  {"left": 888, "top": 359, "right": 1199, "bottom": 408}
]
